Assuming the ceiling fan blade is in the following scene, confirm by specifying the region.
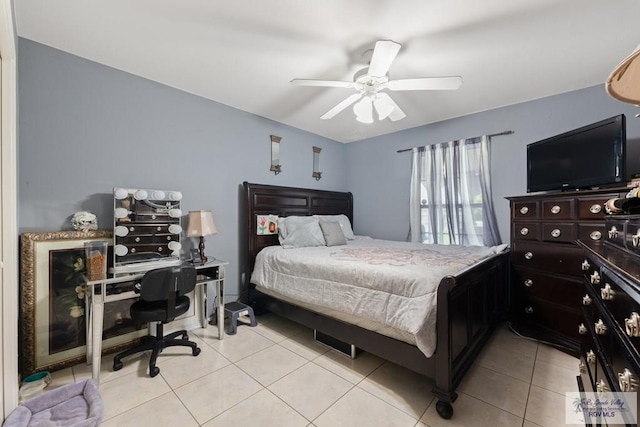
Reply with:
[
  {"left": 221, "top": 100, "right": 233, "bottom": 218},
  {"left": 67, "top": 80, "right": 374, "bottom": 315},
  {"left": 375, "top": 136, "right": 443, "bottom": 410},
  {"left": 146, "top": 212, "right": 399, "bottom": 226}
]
[
  {"left": 375, "top": 92, "right": 406, "bottom": 121},
  {"left": 368, "top": 40, "right": 401, "bottom": 77},
  {"left": 320, "top": 93, "right": 363, "bottom": 120},
  {"left": 290, "top": 79, "right": 355, "bottom": 89},
  {"left": 387, "top": 76, "right": 463, "bottom": 91}
]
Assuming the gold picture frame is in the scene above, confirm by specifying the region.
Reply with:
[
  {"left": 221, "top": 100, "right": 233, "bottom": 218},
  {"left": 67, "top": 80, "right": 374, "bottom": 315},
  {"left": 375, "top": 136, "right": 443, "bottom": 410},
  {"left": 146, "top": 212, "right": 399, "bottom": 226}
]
[{"left": 20, "top": 230, "right": 146, "bottom": 376}]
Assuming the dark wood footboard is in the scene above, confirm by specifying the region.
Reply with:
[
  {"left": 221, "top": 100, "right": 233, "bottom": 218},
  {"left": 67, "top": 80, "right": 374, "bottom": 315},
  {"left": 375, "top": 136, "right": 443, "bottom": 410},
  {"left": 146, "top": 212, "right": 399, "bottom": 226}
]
[{"left": 243, "top": 181, "right": 509, "bottom": 419}]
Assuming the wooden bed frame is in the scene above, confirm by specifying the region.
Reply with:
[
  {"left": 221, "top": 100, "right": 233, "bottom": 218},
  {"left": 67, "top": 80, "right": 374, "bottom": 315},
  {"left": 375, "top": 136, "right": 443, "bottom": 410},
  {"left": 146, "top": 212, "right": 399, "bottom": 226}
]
[{"left": 243, "top": 182, "right": 509, "bottom": 419}]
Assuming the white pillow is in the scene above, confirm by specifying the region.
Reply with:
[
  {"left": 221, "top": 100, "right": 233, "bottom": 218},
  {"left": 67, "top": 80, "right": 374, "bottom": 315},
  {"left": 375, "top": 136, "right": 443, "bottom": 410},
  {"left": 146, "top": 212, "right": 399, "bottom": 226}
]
[
  {"left": 277, "top": 216, "right": 326, "bottom": 248},
  {"left": 314, "top": 214, "right": 355, "bottom": 240}
]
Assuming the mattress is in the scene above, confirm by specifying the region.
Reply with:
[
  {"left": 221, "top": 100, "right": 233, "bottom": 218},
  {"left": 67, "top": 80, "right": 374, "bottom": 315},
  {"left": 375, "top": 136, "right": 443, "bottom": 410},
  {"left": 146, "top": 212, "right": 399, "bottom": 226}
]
[{"left": 251, "top": 236, "right": 504, "bottom": 357}]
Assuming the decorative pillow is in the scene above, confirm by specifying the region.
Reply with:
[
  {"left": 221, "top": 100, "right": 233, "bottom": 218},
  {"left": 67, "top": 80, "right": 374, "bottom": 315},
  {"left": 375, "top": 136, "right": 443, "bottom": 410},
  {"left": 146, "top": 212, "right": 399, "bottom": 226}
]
[
  {"left": 277, "top": 216, "right": 326, "bottom": 248},
  {"left": 314, "top": 214, "right": 355, "bottom": 240},
  {"left": 319, "top": 221, "right": 347, "bottom": 246}
]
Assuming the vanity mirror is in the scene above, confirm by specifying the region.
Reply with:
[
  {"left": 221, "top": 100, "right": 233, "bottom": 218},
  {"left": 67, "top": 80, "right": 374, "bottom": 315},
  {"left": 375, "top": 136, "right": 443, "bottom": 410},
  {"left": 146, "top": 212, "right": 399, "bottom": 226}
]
[{"left": 112, "top": 188, "right": 183, "bottom": 272}]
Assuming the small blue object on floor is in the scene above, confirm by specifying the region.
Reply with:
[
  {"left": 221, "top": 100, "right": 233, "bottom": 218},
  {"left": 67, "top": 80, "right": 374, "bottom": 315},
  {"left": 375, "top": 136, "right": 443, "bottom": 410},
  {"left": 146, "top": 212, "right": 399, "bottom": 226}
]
[
  {"left": 211, "top": 302, "right": 257, "bottom": 335},
  {"left": 3, "top": 379, "right": 103, "bottom": 427}
]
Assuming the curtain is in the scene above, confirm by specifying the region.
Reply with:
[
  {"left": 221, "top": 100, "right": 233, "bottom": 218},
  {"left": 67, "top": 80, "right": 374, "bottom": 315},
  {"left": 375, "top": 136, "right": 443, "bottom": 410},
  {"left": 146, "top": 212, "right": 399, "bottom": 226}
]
[{"left": 409, "top": 135, "right": 501, "bottom": 246}]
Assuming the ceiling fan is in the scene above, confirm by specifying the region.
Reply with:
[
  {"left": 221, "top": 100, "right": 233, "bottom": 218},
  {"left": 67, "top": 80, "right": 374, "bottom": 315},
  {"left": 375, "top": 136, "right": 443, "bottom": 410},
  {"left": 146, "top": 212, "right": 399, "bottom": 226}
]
[{"left": 291, "top": 40, "right": 463, "bottom": 124}]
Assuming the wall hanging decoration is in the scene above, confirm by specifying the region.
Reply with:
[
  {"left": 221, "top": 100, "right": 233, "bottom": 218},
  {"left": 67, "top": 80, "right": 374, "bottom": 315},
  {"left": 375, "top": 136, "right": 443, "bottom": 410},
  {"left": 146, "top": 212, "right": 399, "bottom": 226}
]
[
  {"left": 19, "top": 230, "right": 146, "bottom": 375},
  {"left": 270, "top": 135, "right": 282, "bottom": 175},
  {"left": 312, "top": 146, "right": 322, "bottom": 180}
]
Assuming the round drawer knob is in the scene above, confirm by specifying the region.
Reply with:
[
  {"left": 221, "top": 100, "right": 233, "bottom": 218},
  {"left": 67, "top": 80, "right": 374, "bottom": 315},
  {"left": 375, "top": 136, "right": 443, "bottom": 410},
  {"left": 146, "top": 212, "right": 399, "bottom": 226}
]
[
  {"left": 590, "top": 231, "right": 602, "bottom": 241},
  {"left": 524, "top": 279, "right": 533, "bottom": 288},
  {"left": 589, "top": 204, "right": 603, "bottom": 214},
  {"left": 582, "top": 294, "right": 592, "bottom": 305},
  {"left": 586, "top": 350, "right": 596, "bottom": 364},
  {"left": 595, "top": 319, "right": 607, "bottom": 335},
  {"left": 520, "top": 227, "right": 529, "bottom": 236},
  {"left": 167, "top": 236, "right": 172, "bottom": 241},
  {"left": 551, "top": 229, "right": 561, "bottom": 238},
  {"left": 590, "top": 271, "right": 601, "bottom": 285},
  {"left": 158, "top": 247, "right": 163, "bottom": 251},
  {"left": 596, "top": 379, "right": 608, "bottom": 393},
  {"left": 151, "top": 214, "right": 157, "bottom": 220},
  {"left": 625, "top": 312, "right": 640, "bottom": 337},
  {"left": 129, "top": 227, "right": 135, "bottom": 232},
  {"left": 524, "top": 252, "right": 533, "bottom": 260},
  {"left": 550, "top": 205, "right": 561, "bottom": 214},
  {"left": 578, "top": 323, "right": 587, "bottom": 335},
  {"left": 609, "top": 226, "right": 619, "bottom": 239},
  {"left": 525, "top": 306, "right": 533, "bottom": 314},
  {"left": 520, "top": 206, "right": 529, "bottom": 215},
  {"left": 135, "top": 237, "right": 140, "bottom": 242},
  {"left": 131, "top": 248, "right": 136, "bottom": 253},
  {"left": 601, "top": 283, "right": 614, "bottom": 301},
  {"left": 618, "top": 368, "right": 637, "bottom": 392},
  {"left": 579, "top": 361, "right": 586, "bottom": 374},
  {"left": 581, "top": 260, "right": 590, "bottom": 271},
  {"left": 633, "top": 232, "right": 640, "bottom": 248},
  {"left": 157, "top": 226, "right": 162, "bottom": 232}
]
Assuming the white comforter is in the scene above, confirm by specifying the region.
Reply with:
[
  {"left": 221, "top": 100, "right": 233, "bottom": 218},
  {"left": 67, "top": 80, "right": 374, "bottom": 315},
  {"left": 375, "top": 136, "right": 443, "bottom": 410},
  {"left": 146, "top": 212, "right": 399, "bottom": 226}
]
[{"left": 250, "top": 236, "right": 502, "bottom": 357}]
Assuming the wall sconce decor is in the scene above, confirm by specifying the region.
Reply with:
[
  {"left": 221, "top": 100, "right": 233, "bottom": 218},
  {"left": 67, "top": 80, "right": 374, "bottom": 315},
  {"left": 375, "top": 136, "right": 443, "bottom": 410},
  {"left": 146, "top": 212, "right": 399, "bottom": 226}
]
[
  {"left": 187, "top": 210, "right": 218, "bottom": 264},
  {"left": 270, "top": 135, "right": 282, "bottom": 175},
  {"left": 312, "top": 146, "right": 322, "bottom": 180}
]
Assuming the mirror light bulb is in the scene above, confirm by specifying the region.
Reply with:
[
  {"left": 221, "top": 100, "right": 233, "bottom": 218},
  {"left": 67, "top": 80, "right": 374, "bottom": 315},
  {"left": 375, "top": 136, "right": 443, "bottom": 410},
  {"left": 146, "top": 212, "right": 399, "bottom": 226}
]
[
  {"left": 114, "top": 188, "right": 128, "bottom": 200},
  {"left": 151, "top": 191, "right": 165, "bottom": 200},
  {"left": 114, "top": 226, "right": 129, "bottom": 237},
  {"left": 114, "top": 245, "right": 128, "bottom": 257},
  {"left": 168, "top": 224, "right": 182, "bottom": 234},
  {"left": 134, "top": 190, "right": 148, "bottom": 200}
]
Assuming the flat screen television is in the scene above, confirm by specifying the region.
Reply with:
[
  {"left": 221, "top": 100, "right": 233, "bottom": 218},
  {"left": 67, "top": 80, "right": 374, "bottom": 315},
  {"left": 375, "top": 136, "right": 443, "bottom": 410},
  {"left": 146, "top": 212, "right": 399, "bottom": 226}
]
[{"left": 527, "top": 114, "right": 626, "bottom": 193}]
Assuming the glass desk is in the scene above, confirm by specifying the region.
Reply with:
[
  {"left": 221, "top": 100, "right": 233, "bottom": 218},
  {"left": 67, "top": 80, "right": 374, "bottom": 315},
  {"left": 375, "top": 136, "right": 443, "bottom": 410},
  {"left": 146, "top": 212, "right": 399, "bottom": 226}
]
[{"left": 84, "top": 259, "right": 227, "bottom": 382}]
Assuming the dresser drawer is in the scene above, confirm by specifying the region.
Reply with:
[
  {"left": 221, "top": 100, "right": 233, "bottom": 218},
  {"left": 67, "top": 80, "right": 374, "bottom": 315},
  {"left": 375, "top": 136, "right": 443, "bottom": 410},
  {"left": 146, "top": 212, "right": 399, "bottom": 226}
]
[
  {"left": 541, "top": 223, "right": 577, "bottom": 243},
  {"left": 512, "top": 222, "right": 539, "bottom": 241},
  {"left": 577, "top": 196, "right": 615, "bottom": 220},
  {"left": 512, "top": 241, "right": 584, "bottom": 276},
  {"left": 605, "top": 218, "right": 627, "bottom": 249},
  {"left": 577, "top": 223, "right": 605, "bottom": 243},
  {"left": 515, "top": 297, "right": 581, "bottom": 340},
  {"left": 542, "top": 199, "right": 574, "bottom": 220},
  {"left": 512, "top": 267, "right": 582, "bottom": 308},
  {"left": 513, "top": 201, "right": 539, "bottom": 219}
]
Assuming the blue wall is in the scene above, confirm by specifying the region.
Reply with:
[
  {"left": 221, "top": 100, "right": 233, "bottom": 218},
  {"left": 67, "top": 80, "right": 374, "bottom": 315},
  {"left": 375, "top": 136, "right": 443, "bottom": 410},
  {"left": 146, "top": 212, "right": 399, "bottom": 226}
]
[{"left": 18, "top": 38, "right": 347, "bottom": 300}]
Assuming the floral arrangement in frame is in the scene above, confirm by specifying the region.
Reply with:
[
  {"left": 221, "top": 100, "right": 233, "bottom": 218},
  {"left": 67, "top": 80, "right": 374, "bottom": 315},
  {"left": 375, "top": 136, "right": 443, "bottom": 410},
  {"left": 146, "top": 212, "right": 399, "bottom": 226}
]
[
  {"left": 257, "top": 215, "right": 278, "bottom": 235},
  {"left": 20, "top": 230, "right": 146, "bottom": 376}
]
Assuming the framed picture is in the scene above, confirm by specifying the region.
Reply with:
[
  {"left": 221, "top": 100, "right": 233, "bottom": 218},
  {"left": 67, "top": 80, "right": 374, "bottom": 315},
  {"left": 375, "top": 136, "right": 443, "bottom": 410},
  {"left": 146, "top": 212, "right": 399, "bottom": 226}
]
[{"left": 20, "top": 231, "right": 146, "bottom": 375}]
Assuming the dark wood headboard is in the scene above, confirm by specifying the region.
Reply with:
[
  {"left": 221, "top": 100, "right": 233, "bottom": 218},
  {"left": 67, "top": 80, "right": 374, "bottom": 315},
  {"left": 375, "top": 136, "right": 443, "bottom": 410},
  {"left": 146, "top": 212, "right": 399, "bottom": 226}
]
[{"left": 243, "top": 181, "right": 353, "bottom": 284}]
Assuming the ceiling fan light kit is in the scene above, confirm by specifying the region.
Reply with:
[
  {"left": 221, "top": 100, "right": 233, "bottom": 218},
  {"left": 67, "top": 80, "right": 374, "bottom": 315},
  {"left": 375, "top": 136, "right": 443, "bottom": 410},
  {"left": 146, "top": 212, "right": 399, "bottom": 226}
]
[{"left": 291, "top": 40, "right": 462, "bottom": 124}]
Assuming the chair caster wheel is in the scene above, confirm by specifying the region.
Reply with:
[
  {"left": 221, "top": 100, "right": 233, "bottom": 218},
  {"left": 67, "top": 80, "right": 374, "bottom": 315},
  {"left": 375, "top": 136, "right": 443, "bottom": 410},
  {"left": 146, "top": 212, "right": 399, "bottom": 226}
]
[
  {"left": 436, "top": 400, "right": 453, "bottom": 419},
  {"left": 113, "top": 361, "right": 123, "bottom": 371},
  {"left": 150, "top": 366, "right": 160, "bottom": 377},
  {"left": 193, "top": 347, "right": 201, "bottom": 356}
]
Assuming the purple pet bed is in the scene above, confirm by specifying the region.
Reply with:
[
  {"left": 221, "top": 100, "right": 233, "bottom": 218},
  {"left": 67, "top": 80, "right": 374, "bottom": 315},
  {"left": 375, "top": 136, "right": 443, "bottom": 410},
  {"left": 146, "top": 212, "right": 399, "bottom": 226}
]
[{"left": 3, "top": 379, "right": 103, "bottom": 427}]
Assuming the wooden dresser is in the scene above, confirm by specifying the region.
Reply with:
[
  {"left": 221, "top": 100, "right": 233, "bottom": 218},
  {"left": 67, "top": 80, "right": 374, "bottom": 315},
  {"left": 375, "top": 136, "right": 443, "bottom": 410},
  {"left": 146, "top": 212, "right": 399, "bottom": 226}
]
[
  {"left": 577, "top": 219, "right": 640, "bottom": 426},
  {"left": 507, "top": 188, "right": 627, "bottom": 354}
]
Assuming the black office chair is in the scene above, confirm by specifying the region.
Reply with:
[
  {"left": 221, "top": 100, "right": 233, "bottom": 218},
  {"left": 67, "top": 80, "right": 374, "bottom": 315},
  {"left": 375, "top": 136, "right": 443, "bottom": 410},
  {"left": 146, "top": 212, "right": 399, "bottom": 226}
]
[{"left": 113, "top": 265, "right": 201, "bottom": 377}]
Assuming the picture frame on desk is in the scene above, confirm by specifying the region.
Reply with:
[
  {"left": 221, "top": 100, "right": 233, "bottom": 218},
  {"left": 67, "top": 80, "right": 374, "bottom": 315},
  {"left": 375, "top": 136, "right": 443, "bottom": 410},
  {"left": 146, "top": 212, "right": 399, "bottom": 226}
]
[{"left": 19, "top": 230, "right": 146, "bottom": 376}]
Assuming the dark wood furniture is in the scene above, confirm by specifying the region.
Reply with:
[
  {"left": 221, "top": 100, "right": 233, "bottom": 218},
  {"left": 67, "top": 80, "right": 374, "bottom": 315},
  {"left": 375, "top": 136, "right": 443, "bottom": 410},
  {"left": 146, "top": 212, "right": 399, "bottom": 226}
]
[
  {"left": 243, "top": 182, "right": 509, "bottom": 419},
  {"left": 577, "top": 216, "right": 640, "bottom": 426},
  {"left": 507, "top": 188, "right": 627, "bottom": 354}
]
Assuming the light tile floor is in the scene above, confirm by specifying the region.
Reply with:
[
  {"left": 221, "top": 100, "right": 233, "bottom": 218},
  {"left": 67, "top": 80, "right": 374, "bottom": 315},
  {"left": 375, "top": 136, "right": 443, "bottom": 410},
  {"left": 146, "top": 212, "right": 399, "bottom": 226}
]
[{"left": 42, "top": 316, "right": 580, "bottom": 427}]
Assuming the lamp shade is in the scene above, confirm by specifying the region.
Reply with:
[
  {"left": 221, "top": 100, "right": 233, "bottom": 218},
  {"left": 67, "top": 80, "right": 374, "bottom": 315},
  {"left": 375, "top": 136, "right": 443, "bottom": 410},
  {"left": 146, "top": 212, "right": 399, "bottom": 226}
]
[
  {"left": 606, "top": 43, "right": 640, "bottom": 105},
  {"left": 187, "top": 210, "right": 218, "bottom": 237}
]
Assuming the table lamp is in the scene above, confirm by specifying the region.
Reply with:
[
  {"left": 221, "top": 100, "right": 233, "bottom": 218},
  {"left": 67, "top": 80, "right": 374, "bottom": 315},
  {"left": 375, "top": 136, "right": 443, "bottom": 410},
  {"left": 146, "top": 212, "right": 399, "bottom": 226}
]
[{"left": 187, "top": 210, "right": 217, "bottom": 263}]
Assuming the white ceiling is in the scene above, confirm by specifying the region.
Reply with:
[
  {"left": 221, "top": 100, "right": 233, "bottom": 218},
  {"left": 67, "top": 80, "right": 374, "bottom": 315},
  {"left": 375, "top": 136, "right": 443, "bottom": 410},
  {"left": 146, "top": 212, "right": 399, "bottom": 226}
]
[{"left": 14, "top": 0, "right": 640, "bottom": 143}]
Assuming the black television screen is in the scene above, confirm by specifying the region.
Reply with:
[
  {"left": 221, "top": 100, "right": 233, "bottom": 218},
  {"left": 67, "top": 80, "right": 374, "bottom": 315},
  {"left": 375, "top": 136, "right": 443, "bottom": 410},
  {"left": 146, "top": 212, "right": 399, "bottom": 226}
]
[{"left": 527, "top": 115, "right": 626, "bottom": 193}]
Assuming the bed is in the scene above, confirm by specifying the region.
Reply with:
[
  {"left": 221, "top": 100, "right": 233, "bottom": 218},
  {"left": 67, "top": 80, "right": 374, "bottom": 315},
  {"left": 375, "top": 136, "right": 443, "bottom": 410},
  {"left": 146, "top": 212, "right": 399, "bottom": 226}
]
[{"left": 243, "top": 182, "right": 509, "bottom": 419}]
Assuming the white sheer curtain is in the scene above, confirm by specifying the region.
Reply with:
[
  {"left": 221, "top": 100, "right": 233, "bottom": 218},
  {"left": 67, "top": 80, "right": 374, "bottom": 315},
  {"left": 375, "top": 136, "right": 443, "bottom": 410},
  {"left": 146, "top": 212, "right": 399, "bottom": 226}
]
[{"left": 409, "top": 135, "right": 501, "bottom": 246}]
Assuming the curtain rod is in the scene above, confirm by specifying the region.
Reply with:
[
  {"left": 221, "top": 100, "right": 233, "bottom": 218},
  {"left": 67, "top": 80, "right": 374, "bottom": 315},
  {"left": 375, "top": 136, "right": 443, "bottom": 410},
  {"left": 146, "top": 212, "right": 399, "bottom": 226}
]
[{"left": 396, "top": 130, "right": 514, "bottom": 153}]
